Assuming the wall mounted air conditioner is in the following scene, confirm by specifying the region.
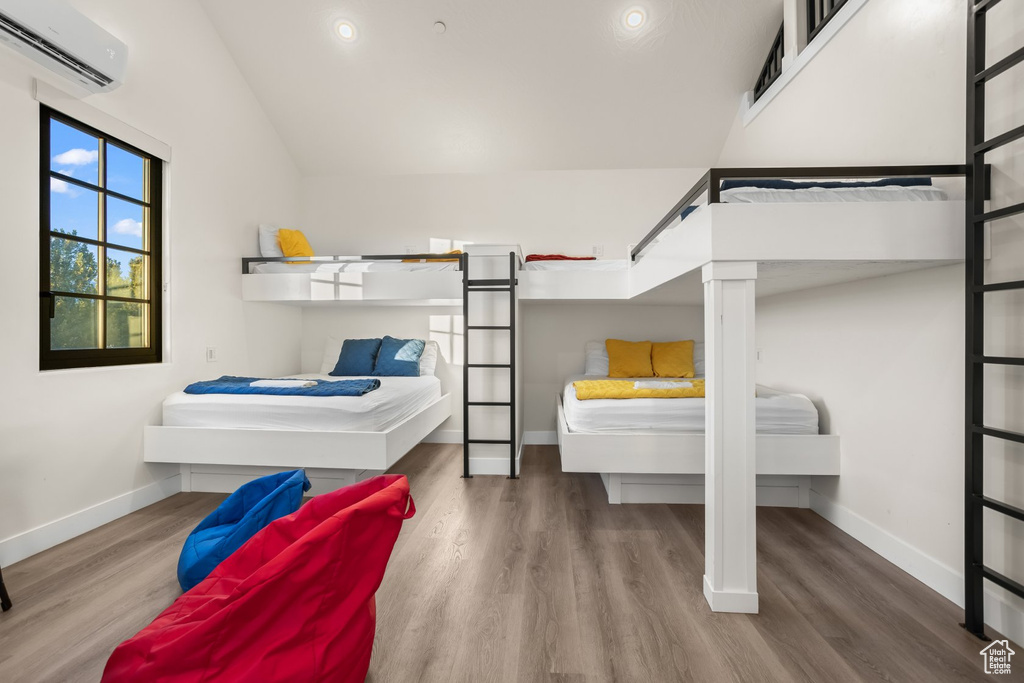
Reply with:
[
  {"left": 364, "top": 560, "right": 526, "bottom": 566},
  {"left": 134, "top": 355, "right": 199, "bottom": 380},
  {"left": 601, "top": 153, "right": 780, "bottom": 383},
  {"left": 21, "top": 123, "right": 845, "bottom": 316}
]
[{"left": 0, "top": 0, "right": 126, "bottom": 93}]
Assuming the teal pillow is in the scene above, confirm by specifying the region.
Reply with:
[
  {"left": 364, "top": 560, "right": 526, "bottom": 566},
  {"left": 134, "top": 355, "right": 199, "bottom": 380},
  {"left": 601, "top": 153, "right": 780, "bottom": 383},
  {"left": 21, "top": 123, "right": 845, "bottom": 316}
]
[
  {"left": 330, "top": 338, "right": 382, "bottom": 376},
  {"left": 373, "top": 336, "right": 425, "bottom": 377}
]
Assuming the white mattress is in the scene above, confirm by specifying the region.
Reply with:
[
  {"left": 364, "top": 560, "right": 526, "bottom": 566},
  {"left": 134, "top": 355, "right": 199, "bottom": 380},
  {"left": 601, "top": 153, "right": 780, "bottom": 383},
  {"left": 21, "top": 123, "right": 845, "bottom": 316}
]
[
  {"left": 719, "top": 184, "right": 948, "bottom": 204},
  {"left": 163, "top": 374, "right": 442, "bottom": 431},
  {"left": 250, "top": 261, "right": 460, "bottom": 274},
  {"left": 562, "top": 375, "right": 818, "bottom": 435},
  {"left": 523, "top": 260, "right": 629, "bottom": 271}
]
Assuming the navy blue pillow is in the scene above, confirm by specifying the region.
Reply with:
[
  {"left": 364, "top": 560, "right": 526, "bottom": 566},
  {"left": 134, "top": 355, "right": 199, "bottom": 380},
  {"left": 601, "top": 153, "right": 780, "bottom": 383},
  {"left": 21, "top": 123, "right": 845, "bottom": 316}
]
[
  {"left": 373, "top": 336, "right": 426, "bottom": 377},
  {"left": 330, "top": 338, "right": 382, "bottom": 376},
  {"left": 719, "top": 177, "right": 932, "bottom": 192}
]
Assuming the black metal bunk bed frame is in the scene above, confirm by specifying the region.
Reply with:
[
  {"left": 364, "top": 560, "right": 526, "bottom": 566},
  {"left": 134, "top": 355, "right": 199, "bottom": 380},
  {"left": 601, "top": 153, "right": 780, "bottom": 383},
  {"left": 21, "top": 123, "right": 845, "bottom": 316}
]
[
  {"left": 241, "top": 252, "right": 520, "bottom": 482},
  {"left": 964, "top": 0, "right": 1024, "bottom": 641},
  {"left": 630, "top": 165, "right": 971, "bottom": 262}
]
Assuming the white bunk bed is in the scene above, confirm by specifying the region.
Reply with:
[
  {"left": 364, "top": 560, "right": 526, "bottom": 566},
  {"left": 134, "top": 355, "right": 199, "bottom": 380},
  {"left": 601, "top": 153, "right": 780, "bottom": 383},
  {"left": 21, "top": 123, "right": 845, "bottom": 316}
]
[{"left": 534, "top": 165, "right": 971, "bottom": 615}]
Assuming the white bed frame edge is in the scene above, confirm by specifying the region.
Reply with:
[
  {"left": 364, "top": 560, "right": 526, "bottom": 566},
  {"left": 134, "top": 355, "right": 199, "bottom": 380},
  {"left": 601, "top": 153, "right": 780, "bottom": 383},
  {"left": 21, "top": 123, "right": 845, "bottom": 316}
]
[
  {"left": 144, "top": 393, "right": 452, "bottom": 472},
  {"left": 555, "top": 394, "right": 839, "bottom": 502}
]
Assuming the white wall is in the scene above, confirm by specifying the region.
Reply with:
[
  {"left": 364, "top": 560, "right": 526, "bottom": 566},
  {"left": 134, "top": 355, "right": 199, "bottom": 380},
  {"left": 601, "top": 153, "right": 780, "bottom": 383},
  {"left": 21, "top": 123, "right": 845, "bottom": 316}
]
[
  {"left": 299, "top": 169, "right": 704, "bottom": 259},
  {"left": 717, "top": 0, "right": 1024, "bottom": 639},
  {"left": 0, "top": 0, "right": 302, "bottom": 563}
]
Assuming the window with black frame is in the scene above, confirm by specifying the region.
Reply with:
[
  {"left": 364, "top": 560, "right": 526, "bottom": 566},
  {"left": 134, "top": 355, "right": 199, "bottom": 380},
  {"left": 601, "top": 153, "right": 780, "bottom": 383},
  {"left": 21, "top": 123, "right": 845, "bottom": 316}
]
[{"left": 39, "top": 105, "right": 162, "bottom": 370}]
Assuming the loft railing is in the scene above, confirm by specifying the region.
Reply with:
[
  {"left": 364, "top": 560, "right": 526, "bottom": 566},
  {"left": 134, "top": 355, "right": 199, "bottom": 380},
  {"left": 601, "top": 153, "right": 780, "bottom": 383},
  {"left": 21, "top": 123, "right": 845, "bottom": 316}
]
[
  {"left": 753, "top": 23, "right": 785, "bottom": 102},
  {"left": 807, "top": 0, "right": 849, "bottom": 42},
  {"left": 630, "top": 165, "right": 972, "bottom": 262},
  {"left": 241, "top": 253, "right": 466, "bottom": 274}
]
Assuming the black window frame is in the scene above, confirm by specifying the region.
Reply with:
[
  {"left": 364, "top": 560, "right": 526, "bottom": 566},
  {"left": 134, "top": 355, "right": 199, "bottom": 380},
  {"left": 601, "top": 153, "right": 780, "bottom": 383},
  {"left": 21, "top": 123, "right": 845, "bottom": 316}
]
[{"left": 39, "top": 104, "right": 163, "bottom": 370}]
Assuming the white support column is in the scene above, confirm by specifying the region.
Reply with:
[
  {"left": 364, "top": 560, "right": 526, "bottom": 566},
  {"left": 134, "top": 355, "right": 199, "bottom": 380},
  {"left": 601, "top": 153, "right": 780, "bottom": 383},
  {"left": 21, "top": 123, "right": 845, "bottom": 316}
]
[
  {"left": 783, "top": 0, "right": 807, "bottom": 63},
  {"left": 702, "top": 261, "right": 758, "bottom": 614}
]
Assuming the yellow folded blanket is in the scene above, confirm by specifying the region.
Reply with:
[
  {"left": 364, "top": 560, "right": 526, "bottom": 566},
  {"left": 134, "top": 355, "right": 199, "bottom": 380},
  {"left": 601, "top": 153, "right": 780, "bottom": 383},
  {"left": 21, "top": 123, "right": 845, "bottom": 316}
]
[{"left": 573, "top": 379, "right": 705, "bottom": 400}]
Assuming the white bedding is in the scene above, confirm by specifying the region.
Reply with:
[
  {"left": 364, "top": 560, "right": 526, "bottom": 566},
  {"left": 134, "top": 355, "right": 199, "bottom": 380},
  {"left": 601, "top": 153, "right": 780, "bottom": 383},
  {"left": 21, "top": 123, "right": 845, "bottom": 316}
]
[
  {"left": 562, "top": 375, "right": 818, "bottom": 435},
  {"left": 250, "top": 261, "right": 460, "bottom": 274},
  {"left": 163, "top": 374, "right": 442, "bottom": 432},
  {"left": 719, "top": 184, "right": 948, "bottom": 204},
  {"left": 523, "top": 260, "right": 629, "bottom": 271}
]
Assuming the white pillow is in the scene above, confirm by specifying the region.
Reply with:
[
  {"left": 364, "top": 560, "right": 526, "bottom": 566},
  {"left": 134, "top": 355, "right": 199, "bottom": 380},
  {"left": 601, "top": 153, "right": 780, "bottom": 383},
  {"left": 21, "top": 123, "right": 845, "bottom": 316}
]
[
  {"left": 259, "top": 224, "right": 285, "bottom": 258},
  {"left": 320, "top": 336, "right": 344, "bottom": 374},
  {"left": 583, "top": 340, "right": 609, "bottom": 376},
  {"left": 584, "top": 339, "right": 705, "bottom": 376},
  {"left": 319, "top": 337, "right": 439, "bottom": 376},
  {"left": 419, "top": 341, "right": 439, "bottom": 376}
]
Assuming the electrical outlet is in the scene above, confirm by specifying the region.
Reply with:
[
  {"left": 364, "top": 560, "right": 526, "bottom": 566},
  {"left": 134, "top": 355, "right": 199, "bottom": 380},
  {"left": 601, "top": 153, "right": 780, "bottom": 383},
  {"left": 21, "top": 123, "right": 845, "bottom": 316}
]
[
  {"left": 592, "top": 244, "right": 604, "bottom": 256},
  {"left": 756, "top": 348, "right": 764, "bottom": 362},
  {"left": 404, "top": 245, "right": 417, "bottom": 254},
  {"left": 206, "top": 347, "right": 218, "bottom": 362}
]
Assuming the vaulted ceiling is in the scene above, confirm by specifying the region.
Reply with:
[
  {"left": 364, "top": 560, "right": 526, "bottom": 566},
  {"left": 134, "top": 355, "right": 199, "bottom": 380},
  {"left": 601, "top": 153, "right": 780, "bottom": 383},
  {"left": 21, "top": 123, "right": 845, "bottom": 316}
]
[{"left": 199, "top": 0, "right": 782, "bottom": 175}]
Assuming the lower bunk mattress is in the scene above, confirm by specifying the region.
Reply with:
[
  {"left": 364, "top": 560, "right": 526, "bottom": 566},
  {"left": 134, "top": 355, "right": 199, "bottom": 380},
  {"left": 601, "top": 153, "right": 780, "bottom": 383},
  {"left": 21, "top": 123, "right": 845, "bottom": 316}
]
[
  {"left": 562, "top": 375, "right": 818, "bottom": 434},
  {"left": 163, "top": 375, "right": 442, "bottom": 432}
]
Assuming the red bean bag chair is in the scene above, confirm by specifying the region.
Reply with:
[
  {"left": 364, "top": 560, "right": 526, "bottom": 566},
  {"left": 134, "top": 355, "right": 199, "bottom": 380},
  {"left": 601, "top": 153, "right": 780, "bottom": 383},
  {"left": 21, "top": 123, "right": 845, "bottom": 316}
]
[{"left": 102, "top": 474, "right": 414, "bottom": 683}]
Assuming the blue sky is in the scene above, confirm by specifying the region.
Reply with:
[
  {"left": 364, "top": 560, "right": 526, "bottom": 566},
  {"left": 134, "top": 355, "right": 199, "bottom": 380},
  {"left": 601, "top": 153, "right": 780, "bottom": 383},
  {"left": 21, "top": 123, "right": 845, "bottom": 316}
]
[{"left": 49, "top": 119, "right": 145, "bottom": 251}]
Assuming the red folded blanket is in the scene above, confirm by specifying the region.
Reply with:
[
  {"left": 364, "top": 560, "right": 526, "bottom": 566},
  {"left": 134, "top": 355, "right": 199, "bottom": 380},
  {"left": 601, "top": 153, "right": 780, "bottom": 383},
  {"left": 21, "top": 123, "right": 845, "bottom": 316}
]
[{"left": 525, "top": 254, "right": 597, "bottom": 262}]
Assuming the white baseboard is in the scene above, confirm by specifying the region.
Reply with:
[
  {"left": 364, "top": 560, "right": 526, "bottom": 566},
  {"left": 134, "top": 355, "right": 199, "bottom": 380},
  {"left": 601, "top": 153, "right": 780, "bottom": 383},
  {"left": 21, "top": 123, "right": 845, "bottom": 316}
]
[
  {"left": 524, "top": 430, "right": 557, "bottom": 445},
  {"left": 703, "top": 575, "right": 759, "bottom": 614},
  {"left": 0, "top": 474, "right": 182, "bottom": 566},
  {"left": 809, "top": 489, "right": 1024, "bottom": 645}
]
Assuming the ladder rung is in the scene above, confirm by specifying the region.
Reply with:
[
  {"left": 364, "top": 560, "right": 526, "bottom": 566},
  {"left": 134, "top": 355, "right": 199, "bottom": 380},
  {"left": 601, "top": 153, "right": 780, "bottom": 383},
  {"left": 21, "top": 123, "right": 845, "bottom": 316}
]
[
  {"left": 974, "top": 201, "right": 1024, "bottom": 224},
  {"left": 468, "top": 279, "right": 513, "bottom": 286},
  {"left": 974, "top": 425, "right": 1024, "bottom": 444},
  {"left": 467, "top": 325, "right": 511, "bottom": 330},
  {"left": 467, "top": 401, "right": 512, "bottom": 406},
  {"left": 467, "top": 363, "right": 511, "bottom": 368},
  {"left": 979, "top": 565, "right": 1024, "bottom": 600},
  {"left": 974, "top": 0, "right": 1004, "bottom": 14},
  {"left": 975, "top": 45, "right": 1024, "bottom": 83},
  {"left": 976, "top": 122, "right": 1024, "bottom": 155},
  {"left": 974, "top": 355, "right": 1024, "bottom": 366},
  {"left": 978, "top": 279, "right": 1024, "bottom": 292},
  {"left": 466, "top": 439, "right": 512, "bottom": 444},
  {"left": 975, "top": 495, "right": 1024, "bottom": 523},
  {"left": 468, "top": 287, "right": 512, "bottom": 292}
]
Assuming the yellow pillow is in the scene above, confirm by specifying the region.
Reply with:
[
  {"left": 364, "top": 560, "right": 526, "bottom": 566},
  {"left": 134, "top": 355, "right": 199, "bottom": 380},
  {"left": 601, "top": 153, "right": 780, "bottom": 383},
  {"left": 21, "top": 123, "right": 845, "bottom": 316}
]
[
  {"left": 652, "top": 340, "right": 695, "bottom": 378},
  {"left": 606, "top": 339, "right": 653, "bottom": 378},
  {"left": 277, "top": 229, "right": 314, "bottom": 258}
]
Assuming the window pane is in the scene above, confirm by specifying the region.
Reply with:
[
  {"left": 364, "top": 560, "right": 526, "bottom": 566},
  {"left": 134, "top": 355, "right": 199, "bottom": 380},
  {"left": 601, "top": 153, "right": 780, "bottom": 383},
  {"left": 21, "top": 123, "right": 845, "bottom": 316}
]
[
  {"left": 50, "top": 237, "right": 98, "bottom": 294},
  {"left": 49, "top": 119, "right": 99, "bottom": 186},
  {"left": 50, "top": 183, "right": 99, "bottom": 241},
  {"left": 107, "top": 302, "right": 148, "bottom": 349},
  {"left": 106, "top": 249, "right": 146, "bottom": 299},
  {"left": 106, "top": 196, "right": 144, "bottom": 250},
  {"left": 107, "top": 144, "right": 145, "bottom": 200},
  {"left": 51, "top": 296, "right": 99, "bottom": 350}
]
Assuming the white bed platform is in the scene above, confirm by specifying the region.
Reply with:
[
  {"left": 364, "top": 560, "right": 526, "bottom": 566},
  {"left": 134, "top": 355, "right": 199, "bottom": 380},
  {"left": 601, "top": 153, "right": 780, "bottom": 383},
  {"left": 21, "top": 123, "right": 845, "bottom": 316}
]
[
  {"left": 555, "top": 394, "right": 839, "bottom": 505},
  {"left": 144, "top": 393, "right": 451, "bottom": 493}
]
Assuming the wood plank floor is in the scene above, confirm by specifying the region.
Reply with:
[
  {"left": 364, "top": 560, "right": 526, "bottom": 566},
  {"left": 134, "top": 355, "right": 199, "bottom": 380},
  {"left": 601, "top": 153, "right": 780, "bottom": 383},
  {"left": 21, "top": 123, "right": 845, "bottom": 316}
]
[{"left": 0, "top": 445, "right": 1017, "bottom": 682}]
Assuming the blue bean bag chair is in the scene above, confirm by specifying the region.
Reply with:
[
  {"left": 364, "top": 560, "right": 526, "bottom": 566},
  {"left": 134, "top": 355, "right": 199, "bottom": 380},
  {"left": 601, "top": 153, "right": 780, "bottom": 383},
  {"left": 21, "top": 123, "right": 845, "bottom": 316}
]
[{"left": 177, "top": 469, "right": 311, "bottom": 592}]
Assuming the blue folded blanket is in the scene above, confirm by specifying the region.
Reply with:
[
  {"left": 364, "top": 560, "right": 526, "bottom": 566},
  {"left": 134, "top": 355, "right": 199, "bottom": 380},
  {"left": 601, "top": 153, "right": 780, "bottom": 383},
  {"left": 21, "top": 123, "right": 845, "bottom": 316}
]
[
  {"left": 184, "top": 376, "right": 381, "bottom": 396},
  {"left": 719, "top": 177, "right": 933, "bottom": 191}
]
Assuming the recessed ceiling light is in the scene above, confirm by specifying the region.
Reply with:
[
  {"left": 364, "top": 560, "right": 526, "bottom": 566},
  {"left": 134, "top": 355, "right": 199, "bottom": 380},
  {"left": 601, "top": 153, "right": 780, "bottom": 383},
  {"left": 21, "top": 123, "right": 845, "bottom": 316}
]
[
  {"left": 434, "top": 21, "right": 447, "bottom": 34},
  {"left": 625, "top": 9, "right": 645, "bottom": 29},
  {"left": 336, "top": 22, "right": 356, "bottom": 41}
]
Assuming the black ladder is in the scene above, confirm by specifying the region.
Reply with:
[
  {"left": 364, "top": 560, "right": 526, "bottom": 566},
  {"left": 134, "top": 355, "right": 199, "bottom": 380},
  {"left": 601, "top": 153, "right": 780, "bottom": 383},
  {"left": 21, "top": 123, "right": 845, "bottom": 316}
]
[
  {"left": 0, "top": 565, "right": 11, "bottom": 612},
  {"left": 462, "top": 252, "right": 518, "bottom": 479},
  {"left": 964, "top": 0, "right": 1024, "bottom": 640}
]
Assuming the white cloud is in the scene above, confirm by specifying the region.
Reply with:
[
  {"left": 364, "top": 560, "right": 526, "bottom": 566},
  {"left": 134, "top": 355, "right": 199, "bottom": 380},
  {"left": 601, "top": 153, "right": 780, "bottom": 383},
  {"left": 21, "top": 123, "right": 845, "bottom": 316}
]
[
  {"left": 50, "top": 177, "right": 72, "bottom": 194},
  {"left": 112, "top": 218, "right": 142, "bottom": 238},
  {"left": 52, "top": 148, "right": 98, "bottom": 166}
]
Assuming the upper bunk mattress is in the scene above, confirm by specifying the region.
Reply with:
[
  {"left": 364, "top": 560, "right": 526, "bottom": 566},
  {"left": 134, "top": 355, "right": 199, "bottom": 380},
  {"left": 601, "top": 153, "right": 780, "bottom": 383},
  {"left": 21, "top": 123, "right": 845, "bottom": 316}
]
[
  {"left": 719, "top": 184, "right": 947, "bottom": 204},
  {"left": 523, "top": 260, "right": 629, "bottom": 271},
  {"left": 249, "top": 262, "right": 460, "bottom": 274},
  {"left": 163, "top": 374, "right": 442, "bottom": 432},
  {"left": 562, "top": 376, "right": 818, "bottom": 435}
]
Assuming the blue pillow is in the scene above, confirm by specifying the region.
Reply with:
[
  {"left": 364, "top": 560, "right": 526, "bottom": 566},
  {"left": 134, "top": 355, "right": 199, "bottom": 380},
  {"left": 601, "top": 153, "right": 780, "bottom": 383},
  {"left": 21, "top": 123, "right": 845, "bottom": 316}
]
[
  {"left": 719, "top": 177, "right": 933, "bottom": 192},
  {"left": 331, "top": 338, "right": 382, "bottom": 376},
  {"left": 374, "top": 336, "right": 426, "bottom": 377}
]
